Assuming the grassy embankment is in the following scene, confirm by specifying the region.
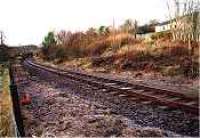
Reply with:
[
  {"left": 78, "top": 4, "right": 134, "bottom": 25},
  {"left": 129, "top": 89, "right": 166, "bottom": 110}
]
[
  {"left": 0, "top": 64, "right": 16, "bottom": 137},
  {"left": 40, "top": 31, "right": 199, "bottom": 78},
  {"left": 91, "top": 35, "right": 199, "bottom": 77}
]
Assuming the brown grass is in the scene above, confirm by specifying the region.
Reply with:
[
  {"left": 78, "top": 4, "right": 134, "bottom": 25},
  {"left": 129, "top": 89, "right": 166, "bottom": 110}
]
[
  {"left": 92, "top": 39, "right": 199, "bottom": 77},
  {"left": 40, "top": 31, "right": 199, "bottom": 78},
  {"left": 87, "top": 33, "right": 140, "bottom": 56},
  {"left": 0, "top": 67, "right": 15, "bottom": 137}
]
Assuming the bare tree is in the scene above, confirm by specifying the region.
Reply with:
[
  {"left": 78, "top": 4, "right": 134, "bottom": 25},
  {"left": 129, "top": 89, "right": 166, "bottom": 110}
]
[
  {"left": 120, "top": 19, "right": 138, "bottom": 37},
  {"left": 57, "top": 30, "right": 72, "bottom": 46},
  {"left": 167, "top": 0, "right": 200, "bottom": 77},
  {"left": 167, "top": 0, "right": 200, "bottom": 42},
  {"left": 134, "top": 20, "right": 138, "bottom": 39}
]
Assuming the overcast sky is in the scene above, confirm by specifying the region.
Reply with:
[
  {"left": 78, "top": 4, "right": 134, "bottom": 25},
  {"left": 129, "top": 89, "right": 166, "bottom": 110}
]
[{"left": 0, "top": 0, "right": 169, "bottom": 46}]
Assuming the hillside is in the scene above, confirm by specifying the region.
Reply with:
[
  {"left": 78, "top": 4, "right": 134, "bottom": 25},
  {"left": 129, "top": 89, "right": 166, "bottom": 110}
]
[{"left": 38, "top": 31, "right": 199, "bottom": 79}]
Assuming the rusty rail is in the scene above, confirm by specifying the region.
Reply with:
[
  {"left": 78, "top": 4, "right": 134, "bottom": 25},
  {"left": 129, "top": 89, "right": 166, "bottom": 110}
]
[{"left": 25, "top": 60, "right": 199, "bottom": 115}]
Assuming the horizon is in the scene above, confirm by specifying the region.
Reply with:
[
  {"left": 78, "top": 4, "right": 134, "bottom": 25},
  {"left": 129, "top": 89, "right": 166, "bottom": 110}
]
[{"left": 0, "top": 0, "right": 171, "bottom": 46}]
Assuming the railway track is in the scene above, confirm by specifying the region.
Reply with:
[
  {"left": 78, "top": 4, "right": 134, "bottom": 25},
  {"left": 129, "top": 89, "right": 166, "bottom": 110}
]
[{"left": 24, "top": 60, "right": 199, "bottom": 115}]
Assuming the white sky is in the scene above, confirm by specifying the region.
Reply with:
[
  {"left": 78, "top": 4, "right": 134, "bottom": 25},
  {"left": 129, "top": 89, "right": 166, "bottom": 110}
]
[{"left": 0, "top": 0, "right": 169, "bottom": 46}]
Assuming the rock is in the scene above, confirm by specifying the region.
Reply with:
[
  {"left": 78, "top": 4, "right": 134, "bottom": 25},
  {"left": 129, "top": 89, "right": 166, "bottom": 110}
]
[
  {"left": 122, "top": 128, "right": 138, "bottom": 137},
  {"left": 135, "top": 72, "right": 143, "bottom": 77},
  {"left": 47, "top": 121, "right": 57, "bottom": 125},
  {"left": 58, "top": 121, "right": 72, "bottom": 131},
  {"left": 138, "top": 128, "right": 163, "bottom": 137},
  {"left": 104, "top": 128, "right": 122, "bottom": 137},
  {"left": 95, "top": 68, "right": 107, "bottom": 73}
]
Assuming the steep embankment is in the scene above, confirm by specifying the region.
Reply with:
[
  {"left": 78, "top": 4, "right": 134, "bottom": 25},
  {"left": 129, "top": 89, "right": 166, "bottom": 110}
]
[
  {"left": 38, "top": 34, "right": 199, "bottom": 93},
  {"left": 0, "top": 64, "right": 16, "bottom": 137}
]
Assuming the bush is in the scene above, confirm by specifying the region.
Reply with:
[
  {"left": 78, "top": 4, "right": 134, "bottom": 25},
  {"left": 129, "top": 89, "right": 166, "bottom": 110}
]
[
  {"left": 160, "top": 66, "right": 181, "bottom": 76},
  {"left": 151, "top": 31, "right": 172, "bottom": 40},
  {"left": 56, "top": 47, "right": 67, "bottom": 59},
  {"left": 40, "top": 29, "right": 199, "bottom": 79},
  {"left": 180, "top": 57, "right": 199, "bottom": 78},
  {"left": 89, "top": 40, "right": 110, "bottom": 56}
]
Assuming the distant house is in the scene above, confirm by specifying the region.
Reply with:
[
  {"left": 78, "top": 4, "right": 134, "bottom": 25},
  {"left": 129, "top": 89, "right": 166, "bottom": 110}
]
[
  {"left": 155, "top": 11, "right": 200, "bottom": 41},
  {"left": 136, "top": 24, "right": 157, "bottom": 40},
  {"left": 155, "top": 20, "right": 176, "bottom": 33},
  {"left": 135, "top": 11, "right": 200, "bottom": 41}
]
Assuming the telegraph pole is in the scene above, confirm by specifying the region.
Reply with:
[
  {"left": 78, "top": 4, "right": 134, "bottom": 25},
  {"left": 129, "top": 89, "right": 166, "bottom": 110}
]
[
  {"left": 134, "top": 20, "right": 138, "bottom": 39},
  {"left": 112, "top": 17, "right": 115, "bottom": 50},
  {"left": 0, "top": 31, "right": 5, "bottom": 45}
]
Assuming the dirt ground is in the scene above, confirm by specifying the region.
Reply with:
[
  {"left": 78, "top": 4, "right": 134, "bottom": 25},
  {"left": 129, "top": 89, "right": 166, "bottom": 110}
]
[
  {"left": 14, "top": 60, "right": 200, "bottom": 137},
  {"left": 20, "top": 78, "right": 182, "bottom": 137}
]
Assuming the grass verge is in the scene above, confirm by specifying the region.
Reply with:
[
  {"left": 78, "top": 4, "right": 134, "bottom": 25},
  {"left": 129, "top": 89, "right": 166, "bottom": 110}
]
[{"left": 0, "top": 65, "right": 16, "bottom": 137}]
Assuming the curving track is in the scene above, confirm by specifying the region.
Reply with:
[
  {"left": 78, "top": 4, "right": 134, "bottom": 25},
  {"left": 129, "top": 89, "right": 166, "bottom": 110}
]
[{"left": 24, "top": 59, "right": 199, "bottom": 115}]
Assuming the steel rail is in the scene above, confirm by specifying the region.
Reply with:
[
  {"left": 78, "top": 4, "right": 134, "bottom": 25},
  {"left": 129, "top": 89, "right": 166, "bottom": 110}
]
[{"left": 24, "top": 60, "right": 199, "bottom": 115}]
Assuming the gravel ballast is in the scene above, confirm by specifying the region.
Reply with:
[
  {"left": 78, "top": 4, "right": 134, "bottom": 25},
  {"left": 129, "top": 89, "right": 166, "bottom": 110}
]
[{"left": 16, "top": 63, "right": 199, "bottom": 137}]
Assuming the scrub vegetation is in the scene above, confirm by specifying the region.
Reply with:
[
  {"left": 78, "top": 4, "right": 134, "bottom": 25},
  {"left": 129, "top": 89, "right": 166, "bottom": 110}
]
[
  {"left": 39, "top": 0, "right": 199, "bottom": 78},
  {"left": 0, "top": 65, "right": 15, "bottom": 137},
  {"left": 40, "top": 26, "right": 199, "bottom": 78}
]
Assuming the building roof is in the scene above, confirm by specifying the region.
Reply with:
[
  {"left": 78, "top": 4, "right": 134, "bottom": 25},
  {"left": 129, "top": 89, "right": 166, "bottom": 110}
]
[
  {"left": 157, "top": 20, "right": 171, "bottom": 26},
  {"left": 157, "top": 11, "right": 199, "bottom": 26}
]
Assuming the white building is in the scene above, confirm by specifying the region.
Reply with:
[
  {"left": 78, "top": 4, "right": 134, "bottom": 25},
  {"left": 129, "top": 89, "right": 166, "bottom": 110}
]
[
  {"left": 155, "top": 12, "right": 200, "bottom": 41},
  {"left": 155, "top": 20, "right": 176, "bottom": 33}
]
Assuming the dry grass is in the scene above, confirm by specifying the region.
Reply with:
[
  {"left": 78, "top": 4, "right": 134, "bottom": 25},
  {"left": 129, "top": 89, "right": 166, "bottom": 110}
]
[
  {"left": 91, "top": 39, "right": 199, "bottom": 77},
  {"left": 40, "top": 31, "right": 199, "bottom": 78},
  {"left": 87, "top": 33, "right": 139, "bottom": 56},
  {"left": 0, "top": 67, "right": 15, "bottom": 137}
]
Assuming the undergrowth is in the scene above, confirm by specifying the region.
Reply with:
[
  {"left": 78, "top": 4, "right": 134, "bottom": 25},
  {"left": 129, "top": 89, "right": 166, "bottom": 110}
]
[
  {"left": 39, "top": 30, "right": 199, "bottom": 78},
  {"left": 0, "top": 67, "right": 15, "bottom": 137}
]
